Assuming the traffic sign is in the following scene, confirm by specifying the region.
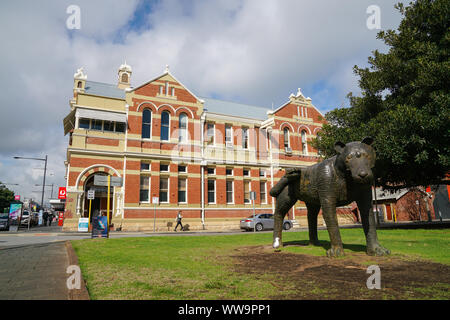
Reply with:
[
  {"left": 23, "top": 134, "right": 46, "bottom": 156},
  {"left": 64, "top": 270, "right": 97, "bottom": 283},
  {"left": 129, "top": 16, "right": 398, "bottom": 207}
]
[
  {"left": 87, "top": 190, "right": 95, "bottom": 200},
  {"left": 58, "top": 187, "right": 67, "bottom": 199},
  {"left": 152, "top": 197, "right": 159, "bottom": 204}
]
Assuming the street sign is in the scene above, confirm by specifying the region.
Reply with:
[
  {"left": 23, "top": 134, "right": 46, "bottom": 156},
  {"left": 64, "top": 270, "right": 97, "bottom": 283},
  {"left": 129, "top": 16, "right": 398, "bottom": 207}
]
[
  {"left": 58, "top": 187, "right": 67, "bottom": 199},
  {"left": 87, "top": 190, "right": 95, "bottom": 200},
  {"left": 250, "top": 191, "right": 256, "bottom": 200},
  {"left": 152, "top": 197, "right": 159, "bottom": 204},
  {"left": 94, "top": 175, "right": 123, "bottom": 187},
  {"left": 78, "top": 218, "right": 89, "bottom": 232}
]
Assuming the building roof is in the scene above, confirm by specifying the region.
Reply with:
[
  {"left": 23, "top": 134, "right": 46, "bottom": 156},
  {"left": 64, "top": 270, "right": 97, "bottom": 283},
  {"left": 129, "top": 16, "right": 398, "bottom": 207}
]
[
  {"left": 84, "top": 81, "right": 126, "bottom": 100},
  {"left": 201, "top": 97, "right": 271, "bottom": 120}
]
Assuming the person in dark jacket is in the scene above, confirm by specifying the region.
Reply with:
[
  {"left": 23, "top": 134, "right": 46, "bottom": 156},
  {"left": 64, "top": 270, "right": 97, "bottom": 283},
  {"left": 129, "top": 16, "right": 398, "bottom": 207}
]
[
  {"left": 43, "top": 211, "right": 48, "bottom": 226},
  {"left": 48, "top": 212, "right": 54, "bottom": 226},
  {"left": 174, "top": 211, "right": 183, "bottom": 231}
]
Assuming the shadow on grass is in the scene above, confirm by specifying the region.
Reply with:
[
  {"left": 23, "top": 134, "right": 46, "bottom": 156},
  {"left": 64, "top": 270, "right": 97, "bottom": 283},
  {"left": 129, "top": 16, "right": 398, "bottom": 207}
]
[{"left": 283, "top": 240, "right": 367, "bottom": 253}]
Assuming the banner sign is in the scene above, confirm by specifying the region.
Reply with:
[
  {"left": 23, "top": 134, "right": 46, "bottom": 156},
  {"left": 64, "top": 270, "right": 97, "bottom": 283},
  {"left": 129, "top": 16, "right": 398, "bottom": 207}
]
[
  {"left": 14, "top": 195, "right": 20, "bottom": 201},
  {"left": 78, "top": 217, "right": 89, "bottom": 232},
  {"left": 94, "top": 175, "right": 123, "bottom": 187},
  {"left": 91, "top": 216, "right": 108, "bottom": 238},
  {"left": 8, "top": 203, "right": 22, "bottom": 231},
  {"left": 58, "top": 187, "right": 67, "bottom": 199}
]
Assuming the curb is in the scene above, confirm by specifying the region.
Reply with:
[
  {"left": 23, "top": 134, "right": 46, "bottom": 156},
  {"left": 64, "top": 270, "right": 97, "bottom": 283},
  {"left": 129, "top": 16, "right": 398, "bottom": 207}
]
[{"left": 65, "top": 241, "right": 90, "bottom": 300}]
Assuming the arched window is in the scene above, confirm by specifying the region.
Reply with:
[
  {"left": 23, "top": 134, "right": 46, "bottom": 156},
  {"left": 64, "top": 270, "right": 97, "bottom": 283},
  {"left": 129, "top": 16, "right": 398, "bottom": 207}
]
[
  {"left": 283, "top": 128, "right": 290, "bottom": 148},
  {"left": 142, "top": 109, "right": 151, "bottom": 139},
  {"left": 77, "top": 81, "right": 82, "bottom": 88},
  {"left": 121, "top": 73, "right": 128, "bottom": 83},
  {"left": 301, "top": 130, "right": 308, "bottom": 155},
  {"left": 161, "top": 111, "right": 170, "bottom": 141},
  {"left": 178, "top": 113, "right": 188, "bottom": 142}
]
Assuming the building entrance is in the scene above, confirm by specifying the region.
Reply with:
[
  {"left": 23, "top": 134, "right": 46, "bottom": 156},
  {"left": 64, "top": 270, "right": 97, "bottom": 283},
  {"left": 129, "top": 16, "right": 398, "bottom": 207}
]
[{"left": 83, "top": 173, "right": 114, "bottom": 224}]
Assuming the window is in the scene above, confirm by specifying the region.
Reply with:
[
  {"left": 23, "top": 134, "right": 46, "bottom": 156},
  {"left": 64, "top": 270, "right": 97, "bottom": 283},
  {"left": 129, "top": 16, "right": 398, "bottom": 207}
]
[
  {"left": 207, "top": 167, "right": 215, "bottom": 175},
  {"left": 139, "top": 176, "right": 149, "bottom": 202},
  {"left": 160, "top": 163, "right": 169, "bottom": 172},
  {"left": 226, "top": 181, "right": 233, "bottom": 204},
  {"left": 283, "top": 128, "right": 290, "bottom": 148},
  {"left": 225, "top": 125, "right": 232, "bottom": 146},
  {"left": 142, "top": 109, "right": 151, "bottom": 139},
  {"left": 161, "top": 111, "right": 170, "bottom": 141},
  {"left": 141, "top": 162, "right": 150, "bottom": 171},
  {"left": 226, "top": 168, "right": 233, "bottom": 176},
  {"left": 244, "top": 181, "right": 250, "bottom": 204},
  {"left": 179, "top": 113, "right": 188, "bottom": 142},
  {"left": 259, "top": 169, "right": 265, "bottom": 177},
  {"left": 301, "top": 130, "right": 308, "bottom": 155},
  {"left": 104, "top": 121, "right": 114, "bottom": 132},
  {"left": 77, "top": 81, "right": 82, "bottom": 88},
  {"left": 121, "top": 73, "right": 128, "bottom": 83},
  {"left": 206, "top": 123, "right": 214, "bottom": 144},
  {"left": 243, "top": 169, "right": 250, "bottom": 177},
  {"left": 207, "top": 179, "right": 215, "bottom": 204},
  {"left": 260, "top": 181, "right": 267, "bottom": 204},
  {"left": 178, "top": 178, "right": 186, "bottom": 203},
  {"left": 115, "top": 122, "right": 126, "bottom": 133},
  {"left": 171, "top": 87, "right": 175, "bottom": 96},
  {"left": 178, "top": 165, "right": 187, "bottom": 173},
  {"left": 165, "top": 81, "right": 169, "bottom": 95},
  {"left": 242, "top": 128, "right": 249, "bottom": 149},
  {"left": 79, "top": 118, "right": 90, "bottom": 129},
  {"left": 159, "top": 85, "right": 163, "bottom": 95},
  {"left": 92, "top": 119, "right": 102, "bottom": 131},
  {"left": 159, "top": 177, "right": 169, "bottom": 203}
]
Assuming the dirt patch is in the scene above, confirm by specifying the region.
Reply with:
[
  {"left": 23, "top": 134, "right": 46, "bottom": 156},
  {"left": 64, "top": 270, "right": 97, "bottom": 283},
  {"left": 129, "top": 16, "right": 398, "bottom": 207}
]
[{"left": 231, "top": 246, "right": 450, "bottom": 300}]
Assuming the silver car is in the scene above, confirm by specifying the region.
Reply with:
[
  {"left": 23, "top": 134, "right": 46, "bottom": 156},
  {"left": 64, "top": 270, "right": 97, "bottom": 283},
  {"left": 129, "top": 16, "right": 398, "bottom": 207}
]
[{"left": 240, "top": 213, "right": 293, "bottom": 231}]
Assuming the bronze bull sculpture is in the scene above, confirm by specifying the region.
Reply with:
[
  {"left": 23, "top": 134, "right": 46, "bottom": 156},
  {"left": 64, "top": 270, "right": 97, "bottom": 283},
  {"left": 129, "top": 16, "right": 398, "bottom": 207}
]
[{"left": 270, "top": 137, "right": 390, "bottom": 257}]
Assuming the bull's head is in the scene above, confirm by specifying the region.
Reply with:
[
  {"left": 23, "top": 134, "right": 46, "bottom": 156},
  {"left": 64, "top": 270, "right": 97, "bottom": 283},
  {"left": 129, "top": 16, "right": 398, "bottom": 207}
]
[{"left": 335, "top": 137, "right": 376, "bottom": 184}]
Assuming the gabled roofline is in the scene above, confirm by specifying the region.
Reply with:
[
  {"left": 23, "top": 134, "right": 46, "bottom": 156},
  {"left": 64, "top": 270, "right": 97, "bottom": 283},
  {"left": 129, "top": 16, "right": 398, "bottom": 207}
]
[{"left": 129, "top": 70, "right": 204, "bottom": 104}]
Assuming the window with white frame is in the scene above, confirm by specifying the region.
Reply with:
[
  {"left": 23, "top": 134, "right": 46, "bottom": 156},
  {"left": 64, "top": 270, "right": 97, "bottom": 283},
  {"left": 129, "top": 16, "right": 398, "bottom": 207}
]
[
  {"left": 178, "top": 178, "right": 187, "bottom": 203},
  {"left": 301, "top": 130, "right": 308, "bottom": 155},
  {"left": 139, "top": 176, "right": 150, "bottom": 202},
  {"left": 260, "top": 181, "right": 267, "bottom": 204},
  {"left": 225, "top": 125, "right": 232, "bottom": 146},
  {"left": 206, "top": 123, "right": 214, "bottom": 144},
  {"left": 207, "top": 179, "right": 215, "bottom": 204},
  {"left": 244, "top": 181, "right": 250, "bottom": 204},
  {"left": 226, "top": 180, "right": 233, "bottom": 204},
  {"left": 283, "top": 127, "right": 290, "bottom": 148},
  {"left": 142, "top": 109, "right": 152, "bottom": 139},
  {"left": 178, "top": 113, "right": 188, "bottom": 142},
  {"left": 161, "top": 111, "right": 170, "bottom": 141},
  {"left": 159, "top": 177, "right": 169, "bottom": 203},
  {"left": 242, "top": 127, "right": 249, "bottom": 149}
]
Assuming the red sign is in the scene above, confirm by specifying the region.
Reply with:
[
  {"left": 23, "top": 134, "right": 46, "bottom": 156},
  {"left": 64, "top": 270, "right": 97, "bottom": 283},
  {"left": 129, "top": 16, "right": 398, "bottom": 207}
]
[
  {"left": 58, "top": 187, "right": 67, "bottom": 199},
  {"left": 14, "top": 195, "right": 20, "bottom": 201},
  {"left": 58, "top": 212, "right": 64, "bottom": 226},
  {"left": 426, "top": 186, "right": 431, "bottom": 193}
]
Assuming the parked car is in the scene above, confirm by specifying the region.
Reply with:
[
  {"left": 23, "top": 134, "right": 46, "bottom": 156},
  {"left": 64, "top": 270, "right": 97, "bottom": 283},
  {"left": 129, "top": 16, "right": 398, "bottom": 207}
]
[
  {"left": 240, "top": 213, "right": 293, "bottom": 231},
  {"left": 20, "top": 210, "right": 31, "bottom": 227},
  {"left": 0, "top": 212, "right": 9, "bottom": 231}
]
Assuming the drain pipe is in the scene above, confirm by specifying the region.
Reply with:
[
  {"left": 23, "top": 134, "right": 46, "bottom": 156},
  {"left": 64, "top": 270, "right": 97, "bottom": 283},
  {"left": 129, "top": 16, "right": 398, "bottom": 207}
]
[{"left": 200, "top": 114, "right": 206, "bottom": 229}]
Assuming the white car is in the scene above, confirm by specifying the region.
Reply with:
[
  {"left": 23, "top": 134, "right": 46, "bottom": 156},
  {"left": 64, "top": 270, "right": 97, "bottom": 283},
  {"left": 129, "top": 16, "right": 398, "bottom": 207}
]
[{"left": 240, "top": 213, "right": 293, "bottom": 231}]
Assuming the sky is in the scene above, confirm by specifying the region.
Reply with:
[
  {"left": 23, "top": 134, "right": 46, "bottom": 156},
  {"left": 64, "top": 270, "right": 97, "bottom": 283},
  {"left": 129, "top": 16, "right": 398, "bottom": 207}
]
[{"left": 0, "top": 0, "right": 406, "bottom": 206}]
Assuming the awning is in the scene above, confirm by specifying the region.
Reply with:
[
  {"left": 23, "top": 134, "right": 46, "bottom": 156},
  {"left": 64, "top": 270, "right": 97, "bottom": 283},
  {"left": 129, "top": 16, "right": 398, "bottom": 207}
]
[
  {"left": 63, "top": 109, "right": 76, "bottom": 136},
  {"left": 62, "top": 108, "right": 127, "bottom": 136}
]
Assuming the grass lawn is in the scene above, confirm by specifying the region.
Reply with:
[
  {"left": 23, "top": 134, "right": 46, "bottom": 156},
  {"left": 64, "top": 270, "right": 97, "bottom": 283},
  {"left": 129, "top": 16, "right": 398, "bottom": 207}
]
[{"left": 70, "top": 228, "right": 450, "bottom": 300}]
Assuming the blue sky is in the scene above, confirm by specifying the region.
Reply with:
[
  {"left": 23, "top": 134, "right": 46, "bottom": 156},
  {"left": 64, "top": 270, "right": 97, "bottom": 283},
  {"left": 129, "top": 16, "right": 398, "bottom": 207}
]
[{"left": 0, "top": 0, "right": 406, "bottom": 203}]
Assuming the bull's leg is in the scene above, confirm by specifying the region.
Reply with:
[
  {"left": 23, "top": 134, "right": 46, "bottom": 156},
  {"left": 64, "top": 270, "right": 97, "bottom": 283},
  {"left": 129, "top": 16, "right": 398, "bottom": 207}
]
[
  {"left": 320, "top": 199, "right": 344, "bottom": 257},
  {"left": 272, "top": 186, "right": 297, "bottom": 250},
  {"left": 356, "top": 189, "right": 390, "bottom": 256},
  {"left": 306, "top": 203, "right": 321, "bottom": 245}
]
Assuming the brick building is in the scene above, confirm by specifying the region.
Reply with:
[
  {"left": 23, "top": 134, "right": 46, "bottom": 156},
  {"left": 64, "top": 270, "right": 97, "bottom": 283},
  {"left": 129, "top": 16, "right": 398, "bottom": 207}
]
[{"left": 62, "top": 64, "right": 340, "bottom": 231}]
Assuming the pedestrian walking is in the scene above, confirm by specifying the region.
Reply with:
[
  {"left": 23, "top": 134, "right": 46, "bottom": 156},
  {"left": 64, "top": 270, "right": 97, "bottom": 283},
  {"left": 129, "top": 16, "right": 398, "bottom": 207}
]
[
  {"left": 43, "top": 211, "right": 48, "bottom": 226},
  {"left": 48, "top": 212, "right": 54, "bottom": 226},
  {"left": 174, "top": 211, "right": 183, "bottom": 231}
]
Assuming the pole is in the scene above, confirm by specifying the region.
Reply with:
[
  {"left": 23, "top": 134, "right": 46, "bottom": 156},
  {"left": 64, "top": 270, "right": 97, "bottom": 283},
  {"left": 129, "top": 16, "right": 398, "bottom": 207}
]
[
  {"left": 41, "top": 155, "right": 47, "bottom": 210},
  {"left": 253, "top": 199, "right": 256, "bottom": 232},
  {"left": 107, "top": 175, "right": 110, "bottom": 237},
  {"left": 88, "top": 199, "right": 92, "bottom": 229},
  {"left": 153, "top": 203, "right": 156, "bottom": 233}
]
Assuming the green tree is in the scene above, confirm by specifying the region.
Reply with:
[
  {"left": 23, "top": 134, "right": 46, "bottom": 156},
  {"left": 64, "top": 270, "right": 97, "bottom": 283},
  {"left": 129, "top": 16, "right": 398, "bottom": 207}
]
[
  {"left": 312, "top": 0, "right": 449, "bottom": 189},
  {"left": 0, "top": 182, "right": 15, "bottom": 212}
]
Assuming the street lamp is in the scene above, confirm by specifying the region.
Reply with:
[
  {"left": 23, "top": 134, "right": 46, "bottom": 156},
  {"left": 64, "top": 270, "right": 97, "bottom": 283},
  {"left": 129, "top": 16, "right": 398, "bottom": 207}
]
[{"left": 14, "top": 155, "right": 48, "bottom": 210}]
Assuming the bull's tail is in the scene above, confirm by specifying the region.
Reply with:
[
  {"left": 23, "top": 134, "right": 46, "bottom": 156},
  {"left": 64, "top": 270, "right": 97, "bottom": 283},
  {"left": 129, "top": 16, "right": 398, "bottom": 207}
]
[{"left": 269, "top": 176, "right": 289, "bottom": 197}]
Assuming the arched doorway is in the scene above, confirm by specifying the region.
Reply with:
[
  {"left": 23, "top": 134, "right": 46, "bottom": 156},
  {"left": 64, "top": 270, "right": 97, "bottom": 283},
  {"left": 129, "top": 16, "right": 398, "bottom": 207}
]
[{"left": 83, "top": 173, "right": 114, "bottom": 224}]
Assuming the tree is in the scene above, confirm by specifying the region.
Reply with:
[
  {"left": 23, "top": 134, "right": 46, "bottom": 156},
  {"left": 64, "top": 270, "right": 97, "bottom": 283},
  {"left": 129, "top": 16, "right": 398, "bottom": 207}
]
[
  {"left": 0, "top": 182, "right": 15, "bottom": 212},
  {"left": 312, "top": 0, "right": 450, "bottom": 189}
]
